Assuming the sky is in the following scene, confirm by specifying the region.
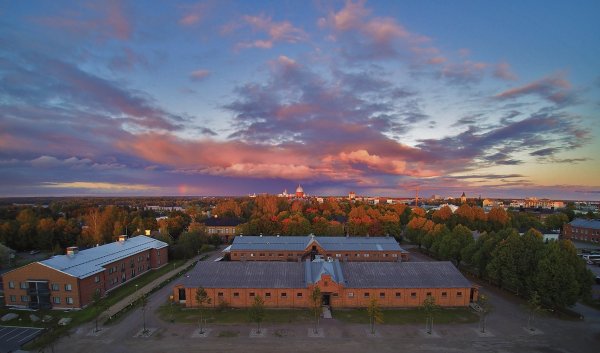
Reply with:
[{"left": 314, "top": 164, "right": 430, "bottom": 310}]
[{"left": 0, "top": 0, "right": 599, "bottom": 199}]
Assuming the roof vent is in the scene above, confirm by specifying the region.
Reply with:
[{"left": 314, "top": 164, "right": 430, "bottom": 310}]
[
  {"left": 276, "top": 234, "right": 280, "bottom": 237},
  {"left": 118, "top": 235, "right": 128, "bottom": 242},
  {"left": 259, "top": 233, "right": 263, "bottom": 237},
  {"left": 66, "top": 246, "right": 79, "bottom": 256}
]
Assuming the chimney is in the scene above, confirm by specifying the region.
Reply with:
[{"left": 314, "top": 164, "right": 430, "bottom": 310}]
[
  {"left": 259, "top": 233, "right": 263, "bottom": 237},
  {"left": 118, "top": 235, "right": 128, "bottom": 242},
  {"left": 66, "top": 246, "right": 79, "bottom": 256},
  {"left": 145, "top": 229, "right": 151, "bottom": 236}
]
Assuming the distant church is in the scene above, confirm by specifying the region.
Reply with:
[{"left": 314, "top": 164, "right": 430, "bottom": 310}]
[{"left": 295, "top": 184, "right": 305, "bottom": 198}]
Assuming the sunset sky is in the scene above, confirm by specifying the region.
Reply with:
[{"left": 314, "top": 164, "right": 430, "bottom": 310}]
[{"left": 1, "top": 1, "right": 599, "bottom": 199}]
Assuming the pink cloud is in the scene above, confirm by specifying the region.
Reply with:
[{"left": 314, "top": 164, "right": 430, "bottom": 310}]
[
  {"left": 493, "top": 62, "right": 518, "bottom": 81},
  {"left": 189, "top": 69, "right": 210, "bottom": 81},
  {"left": 178, "top": 2, "right": 212, "bottom": 26},
  {"left": 495, "top": 73, "right": 573, "bottom": 103},
  {"left": 229, "top": 14, "right": 308, "bottom": 50},
  {"left": 36, "top": 0, "right": 132, "bottom": 41}
]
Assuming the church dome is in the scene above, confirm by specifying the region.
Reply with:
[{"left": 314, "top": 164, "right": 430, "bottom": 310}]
[{"left": 296, "top": 184, "right": 304, "bottom": 193}]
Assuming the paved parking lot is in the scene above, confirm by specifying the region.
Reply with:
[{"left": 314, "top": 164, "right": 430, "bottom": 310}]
[{"left": 0, "top": 326, "right": 44, "bottom": 353}]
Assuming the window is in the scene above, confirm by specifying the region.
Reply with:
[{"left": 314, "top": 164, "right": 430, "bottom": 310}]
[
  {"left": 297, "top": 292, "right": 303, "bottom": 298},
  {"left": 348, "top": 292, "right": 354, "bottom": 298},
  {"left": 442, "top": 292, "right": 448, "bottom": 298},
  {"left": 250, "top": 253, "right": 254, "bottom": 257},
  {"left": 53, "top": 297, "right": 61, "bottom": 304},
  {"left": 281, "top": 292, "right": 287, "bottom": 298},
  {"left": 265, "top": 292, "right": 271, "bottom": 298},
  {"left": 457, "top": 291, "right": 463, "bottom": 297},
  {"left": 65, "top": 284, "right": 72, "bottom": 291},
  {"left": 395, "top": 292, "right": 401, "bottom": 298},
  {"left": 233, "top": 292, "right": 239, "bottom": 297},
  {"left": 51, "top": 283, "right": 59, "bottom": 291},
  {"left": 364, "top": 254, "right": 369, "bottom": 257},
  {"left": 426, "top": 292, "right": 432, "bottom": 297},
  {"left": 94, "top": 276, "right": 100, "bottom": 283},
  {"left": 364, "top": 292, "right": 370, "bottom": 298},
  {"left": 21, "top": 295, "right": 29, "bottom": 302},
  {"left": 410, "top": 292, "right": 417, "bottom": 298},
  {"left": 66, "top": 297, "right": 74, "bottom": 305},
  {"left": 249, "top": 292, "right": 255, "bottom": 297},
  {"left": 218, "top": 292, "right": 224, "bottom": 297},
  {"left": 10, "top": 295, "right": 16, "bottom": 302},
  {"left": 278, "top": 253, "right": 283, "bottom": 257},
  {"left": 392, "top": 254, "right": 398, "bottom": 257},
  {"left": 379, "top": 292, "right": 385, "bottom": 298},
  {"left": 8, "top": 281, "right": 15, "bottom": 289},
  {"left": 259, "top": 253, "right": 265, "bottom": 257},
  {"left": 20, "top": 282, "right": 28, "bottom": 289},
  {"left": 335, "top": 254, "right": 341, "bottom": 258}
]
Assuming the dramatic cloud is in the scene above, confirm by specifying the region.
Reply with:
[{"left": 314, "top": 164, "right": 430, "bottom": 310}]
[{"left": 493, "top": 62, "right": 518, "bottom": 81}]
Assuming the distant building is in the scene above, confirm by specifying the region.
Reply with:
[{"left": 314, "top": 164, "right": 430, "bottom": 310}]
[
  {"left": 563, "top": 219, "right": 600, "bottom": 243},
  {"left": 295, "top": 184, "right": 305, "bottom": 198},
  {"left": 460, "top": 192, "right": 467, "bottom": 204},
  {"left": 349, "top": 191, "right": 356, "bottom": 200},
  {"left": 203, "top": 218, "right": 243, "bottom": 243},
  {"left": 173, "top": 260, "right": 478, "bottom": 309},
  {"left": 224, "top": 235, "right": 409, "bottom": 262},
  {"left": 2, "top": 235, "right": 168, "bottom": 309},
  {"left": 524, "top": 198, "right": 565, "bottom": 209}
]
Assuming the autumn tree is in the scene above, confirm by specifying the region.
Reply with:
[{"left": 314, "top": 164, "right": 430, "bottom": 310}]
[
  {"left": 249, "top": 295, "right": 266, "bottom": 333},
  {"left": 487, "top": 207, "right": 510, "bottom": 230},
  {"left": 196, "top": 287, "right": 211, "bottom": 334},
  {"left": 367, "top": 298, "right": 383, "bottom": 334},
  {"left": 432, "top": 206, "right": 453, "bottom": 223},
  {"left": 213, "top": 200, "right": 242, "bottom": 218},
  {"left": 309, "top": 287, "right": 322, "bottom": 334}
]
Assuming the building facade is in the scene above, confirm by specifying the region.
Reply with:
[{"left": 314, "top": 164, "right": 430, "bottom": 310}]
[
  {"left": 563, "top": 218, "right": 600, "bottom": 243},
  {"left": 203, "top": 218, "right": 242, "bottom": 243},
  {"left": 2, "top": 235, "right": 168, "bottom": 309},
  {"left": 173, "top": 260, "right": 477, "bottom": 309},
  {"left": 224, "top": 235, "right": 409, "bottom": 262}
]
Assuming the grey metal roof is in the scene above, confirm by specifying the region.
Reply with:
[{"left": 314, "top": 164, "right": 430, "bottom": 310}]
[
  {"left": 570, "top": 218, "right": 600, "bottom": 230},
  {"left": 184, "top": 261, "right": 306, "bottom": 288},
  {"left": 184, "top": 260, "right": 471, "bottom": 289},
  {"left": 39, "top": 235, "right": 168, "bottom": 279},
  {"left": 304, "top": 260, "right": 344, "bottom": 284},
  {"left": 229, "top": 235, "right": 406, "bottom": 252},
  {"left": 341, "top": 262, "right": 472, "bottom": 288}
]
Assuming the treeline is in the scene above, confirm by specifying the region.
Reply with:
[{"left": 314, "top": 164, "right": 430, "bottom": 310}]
[{"left": 406, "top": 210, "right": 593, "bottom": 310}]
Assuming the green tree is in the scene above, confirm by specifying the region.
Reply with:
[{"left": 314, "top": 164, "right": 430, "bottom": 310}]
[
  {"left": 532, "top": 241, "right": 579, "bottom": 309},
  {"left": 486, "top": 232, "right": 521, "bottom": 292},
  {"left": 196, "top": 287, "right": 212, "bottom": 334},
  {"left": 249, "top": 295, "right": 266, "bottom": 333},
  {"left": 309, "top": 287, "right": 322, "bottom": 334},
  {"left": 366, "top": 298, "right": 383, "bottom": 334},
  {"left": 438, "top": 224, "right": 474, "bottom": 266},
  {"left": 421, "top": 295, "right": 438, "bottom": 334}
]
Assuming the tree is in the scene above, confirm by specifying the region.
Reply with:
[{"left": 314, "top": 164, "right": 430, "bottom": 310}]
[
  {"left": 366, "top": 298, "right": 383, "bottom": 334},
  {"left": 92, "top": 290, "right": 103, "bottom": 333},
  {"left": 527, "top": 291, "right": 542, "bottom": 331},
  {"left": 140, "top": 294, "right": 149, "bottom": 334},
  {"left": 477, "top": 294, "right": 491, "bottom": 333},
  {"left": 196, "top": 287, "right": 211, "bottom": 334},
  {"left": 309, "top": 287, "right": 322, "bottom": 334},
  {"left": 249, "top": 295, "right": 266, "bottom": 333},
  {"left": 421, "top": 295, "right": 438, "bottom": 334},
  {"left": 437, "top": 224, "right": 473, "bottom": 266}
]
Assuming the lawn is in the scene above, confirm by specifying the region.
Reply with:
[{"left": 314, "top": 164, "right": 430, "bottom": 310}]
[
  {"left": 157, "top": 304, "right": 313, "bottom": 324},
  {"left": 334, "top": 307, "right": 479, "bottom": 325}
]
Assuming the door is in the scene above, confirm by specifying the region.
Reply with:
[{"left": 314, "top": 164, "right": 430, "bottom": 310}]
[{"left": 322, "top": 294, "right": 330, "bottom": 306}]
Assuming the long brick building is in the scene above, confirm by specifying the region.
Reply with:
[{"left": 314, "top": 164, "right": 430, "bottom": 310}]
[
  {"left": 224, "top": 235, "right": 409, "bottom": 262},
  {"left": 563, "top": 218, "right": 600, "bottom": 243},
  {"left": 173, "top": 260, "right": 477, "bottom": 309},
  {"left": 2, "top": 235, "right": 168, "bottom": 309}
]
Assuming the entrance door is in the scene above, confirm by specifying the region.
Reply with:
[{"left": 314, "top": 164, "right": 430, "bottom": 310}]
[
  {"left": 322, "top": 294, "right": 330, "bottom": 306},
  {"left": 178, "top": 288, "right": 187, "bottom": 303}
]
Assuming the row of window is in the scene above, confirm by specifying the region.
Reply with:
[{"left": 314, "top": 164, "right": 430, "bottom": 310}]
[
  {"left": 572, "top": 228, "right": 600, "bottom": 235},
  {"left": 237, "top": 252, "right": 399, "bottom": 258},
  {"left": 208, "top": 227, "right": 235, "bottom": 234},
  {"left": 9, "top": 295, "right": 74, "bottom": 305},
  {"left": 8, "top": 282, "right": 72, "bottom": 291},
  {"left": 210, "top": 291, "right": 462, "bottom": 299}
]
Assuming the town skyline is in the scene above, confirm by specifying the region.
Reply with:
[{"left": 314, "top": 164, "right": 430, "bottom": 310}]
[{"left": 1, "top": 1, "right": 599, "bottom": 199}]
